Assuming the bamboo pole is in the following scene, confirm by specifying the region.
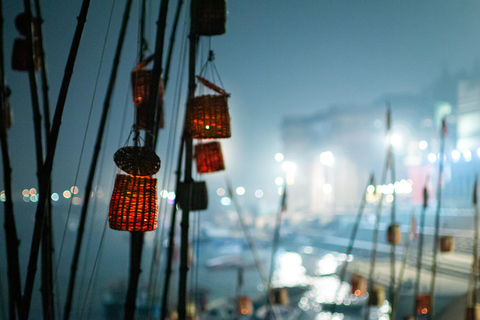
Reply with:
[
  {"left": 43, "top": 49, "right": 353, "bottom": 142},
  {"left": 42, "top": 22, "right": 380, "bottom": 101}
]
[
  {"left": 474, "top": 178, "right": 478, "bottom": 312},
  {"left": 267, "top": 184, "right": 287, "bottom": 289},
  {"left": 62, "top": 0, "right": 132, "bottom": 319},
  {"left": 414, "top": 185, "right": 428, "bottom": 320},
  {"left": 428, "top": 117, "right": 447, "bottom": 319},
  {"left": 0, "top": 0, "right": 22, "bottom": 318},
  {"left": 164, "top": 0, "right": 184, "bottom": 88}
]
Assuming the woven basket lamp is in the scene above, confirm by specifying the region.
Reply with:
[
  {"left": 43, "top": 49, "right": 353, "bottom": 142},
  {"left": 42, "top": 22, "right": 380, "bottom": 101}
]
[
  {"left": 270, "top": 288, "right": 289, "bottom": 305},
  {"left": 237, "top": 296, "right": 253, "bottom": 316},
  {"left": 196, "top": 0, "right": 226, "bottom": 36},
  {"left": 177, "top": 181, "right": 209, "bottom": 211},
  {"left": 15, "top": 13, "right": 41, "bottom": 38},
  {"left": 350, "top": 274, "right": 367, "bottom": 296},
  {"left": 114, "top": 146, "right": 161, "bottom": 177},
  {"left": 416, "top": 294, "right": 431, "bottom": 315},
  {"left": 187, "top": 95, "right": 230, "bottom": 139},
  {"left": 368, "top": 285, "right": 385, "bottom": 307},
  {"left": 387, "top": 224, "right": 402, "bottom": 244},
  {"left": 109, "top": 174, "right": 158, "bottom": 231},
  {"left": 195, "top": 141, "right": 225, "bottom": 173},
  {"left": 466, "top": 305, "right": 480, "bottom": 320},
  {"left": 440, "top": 236, "right": 454, "bottom": 252},
  {"left": 12, "top": 38, "right": 40, "bottom": 71},
  {"left": 131, "top": 60, "right": 165, "bottom": 130}
]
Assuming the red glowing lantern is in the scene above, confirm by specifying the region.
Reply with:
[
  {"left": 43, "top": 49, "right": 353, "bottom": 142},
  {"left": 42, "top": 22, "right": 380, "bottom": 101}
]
[
  {"left": 131, "top": 56, "right": 164, "bottom": 130},
  {"left": 350, "top": 274, "right": 367, "bottom": 296},
  {"left": 237, "top": 296, "right": 253, "bottom": 316},
  {"left": 177, "top": 181, "right": 208, "bottom": 211},
  {"left": 109, "top": 174, "right": 158, "bottom": 231},
  {"left": 12, "top": 38, "right": 40, "bottom": 71},
  {"left": 195, "top": 0, "right": 226, "bottom": 36},
  {"left": 416, "top": 294, "right": 431, "bottom": 315},
  {"left": 187, "top": 94, "right": 230, "bottom": 139},
  {"left": 195, "top": 141, "right": 225, "bottom": 173}
]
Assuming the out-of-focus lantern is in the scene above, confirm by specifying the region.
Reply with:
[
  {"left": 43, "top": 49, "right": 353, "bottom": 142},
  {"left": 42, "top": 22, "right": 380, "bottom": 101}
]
[
  {"left": 403, "top": 316, "right": 415, "bottom": 320},
  {"left": 177, "top": 181, "right": 208, "bottom": 211},
  {"left": 350, "top": 274, "right": 367, "bottom": 296},
  {"left": 387, "top": 224, "right": 402, "bottom": 244},
  {"left": 131, "top": 56, "right": 164, "bottom": 130},
  {"left": 416, "top": 294, "right": 431, "bottom": 315},
  {"left": 368, "top": 285, "right": 385, "bottom": 306},
  {"left": 12, "top": 38, "right": 40, "bottom": 71},
  {"left": 187, "top": 76, "right": 230, "bottom": 139},
  {"left": 195, "top": 0, "right": 226, "bottom": 36},
  {"left": 15, "top": 13, "right": 41, "bottom": 38},
  {"left": 270, "top": 288, "right": 289, "bottom": 305},
  {"left": 440, "top": 236, "right": 454, "bottom": 252},
  {"left": 466, "top": 305, "right": 480, "bottom": 320},
  {"left": 237, "top": 296, "right": 253, "bottom": 316},
  {"left": 195, "top": 141, "right": 225, "bottom": 173},
  {"left": 109, "top": 174, "right": 158, "bottom": 231}
]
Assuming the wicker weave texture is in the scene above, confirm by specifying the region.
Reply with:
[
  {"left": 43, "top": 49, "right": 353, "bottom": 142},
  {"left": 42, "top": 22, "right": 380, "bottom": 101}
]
[
  {"left": 114, "top": 146, "right": 161, "bottom": 176},
  {"left": 109, "top": 174, "right": 158, "bottom": 231},
  {"left": 188, "top": 95, "right": 230, "bottom": 139},
  {"left": 131, "top": 70, "right": 165, "bottom": 130},
  {"left": 195, "top": 142, "right": 225, "bottom": 173}
]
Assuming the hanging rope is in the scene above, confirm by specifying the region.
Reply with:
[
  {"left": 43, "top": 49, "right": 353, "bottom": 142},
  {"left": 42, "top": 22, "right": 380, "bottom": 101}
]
[
  {"left": 429, "top": 117, "right": 447, "bottom": 318},
  {"left": 414, "top": 183, "right": 428, "bottom": 319},
  {"left": 389, "top": 111, "right": 398, "bottom": 316}
]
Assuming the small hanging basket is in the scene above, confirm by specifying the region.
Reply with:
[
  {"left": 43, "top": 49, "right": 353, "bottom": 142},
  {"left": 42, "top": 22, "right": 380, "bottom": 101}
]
[
  {"left": 15, "top": 13, "right": 41, "bottom": 38},
  {"left": 350, "top": 274, "right": 367, "bottom": 296},
  {"left": 12, "top": 38, "right": 40, "bottom": 71},
  {"left": 440, "top": 236, "right": 455, "bottom": 252},
  {"left": 368, "top": 285, "right": 385, "bottom": 306},
  {"left": 177, "top": 181, "right": 209, "bottom": 211},
  {"left": 109, "top": 174, "right": 158, "bottom": 231},
  {"left": 387, "top": 224, "right": 402, "bottom": 244},
  {"left": 131, "top": 56, "right": 165, "bottom": 130},
  {"left": 270, "top": 288, "right": 289, "bottom": 305},
  {"left": 237, "top": 296, "right": 253, "bottom": 316},
  {"left": 196, "top": 0, "right": 226, "bottom": 36},
  {"left": 195, "top": 141, "right": 225, "bottom": 173},
  {"left": 466, "top": 305, "right": 480, "bottom": 320},
  {"left": 187, "top": 94, "right": 230, "bottom": 139},
  {"left": 416, "top": 294, "right": 431, "bottom": 315},
  {"left": 114, "top": 146, "right": 160, "bottom": 176}
]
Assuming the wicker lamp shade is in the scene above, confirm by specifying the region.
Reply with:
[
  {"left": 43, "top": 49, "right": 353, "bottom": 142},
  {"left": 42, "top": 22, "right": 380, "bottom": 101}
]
[
  {"left": 15, "top": 13, "right": 41, "bottom": 38},
  {"left": 12, "top": 38, "right": 40, "bottom": 71},
  {"left": 114, "top": 146, "right": 160, "bottom": 176},
  {"left": 196, "top": 0, "right": 226, "bottom": 36},
  {"left": 177, "top": 181, "right": 208, "bottom": 211},
  {"left": 440, "top": 236, "right": 454, "bottom": 252},
  {"left": 270, "top": 288, "right": 289, "bottom": 305},
  {"left": 237, "top": 296, "right": 253, "bottom": 316},
  {"left": 466, "top": 305, "right": 480, "bottom": 320},
  {"left": 368, "top": 285, "right": 385, "bottom": 306},
  {"left": 187, "top": 95, "right": 230, "bottom": 139},
  {"left": 387, "top": 224, "right": 402, "bottom": 244},
  {"left": 109, "top": 174, "right": 158, "bottom": 231},
  {"left": 416, "top": 294, "right": 431, "bottom": 315},
  {"left": 350, "top": 274, "right": 367, "bottom": 296},
  {"left": 195, "top": 142, "right": 225, "bottom": 173}
]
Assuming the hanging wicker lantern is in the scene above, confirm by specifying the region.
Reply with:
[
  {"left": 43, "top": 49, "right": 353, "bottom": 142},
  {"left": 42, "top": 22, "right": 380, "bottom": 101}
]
[
  {"left": 387, "top": 224, "right": 402, "bottom": 244},
  {"left": 15, "top": 13, "right": 41, "bottom": 38},
  {"left": 167, "top": 311, "right": 178, "bottom": 320},
  {"left": 440, "top": 236, "right": 455, "bottom": 252},
  {"left": 177, "top": 181, "right": 208, "bottom": 211},
  {"left": 12, "top": 38, "right": 40, "bottom": 71},
  {"left": 114, "top": 146, "right": 161, "bottom": 176},
  {"left": 109, "top": 174, "right": 158, "bottom": 231},
  {"left": 237, "top": 296, "right": 253, "bottom": 316},
  {"left": 270, "top": 288, "right": 289, "bottom": 305},
  {"left": 195, "top": 0, "right": 226, "bottom": 36},
  {"left": 368, "top": 285, "right": 385, "bottom": 306},
  {"left": 195, "top": 141, "right": 225, "bottom": 173},
  {"left": 416, "top": 294, "right": 431, "bottom": 315},
  {"left": 187, "top": 94, "right": 230, "bottom": 139},
  {"left": 466, "top": 305, "right": 480, "bottom": 320},
  {"left": 350, "top": 274, "right": 367, "bottom": 296},
  {"left": 131, "top": 57, "right": 165, "bottom": 130}
]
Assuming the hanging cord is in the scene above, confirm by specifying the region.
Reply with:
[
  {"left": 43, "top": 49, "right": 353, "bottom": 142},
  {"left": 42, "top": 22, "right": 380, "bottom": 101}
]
[
  {"left": 388, "top": 110, "right": 397, "bottom": 315},
  {"left": 365, "top": 107, "right": 392, "bottom": 320},
  {"left": 332, "top": 174, "right": 375, "bottom": 313},
  {"left": 413, "top": 182, "right": 428, "bottom": 319},
  {"left": 53, "top": 0, "right": 117, "bottom": 283},
  {"left": 429, "top": 117, "right": 447, "bottom": 318}
]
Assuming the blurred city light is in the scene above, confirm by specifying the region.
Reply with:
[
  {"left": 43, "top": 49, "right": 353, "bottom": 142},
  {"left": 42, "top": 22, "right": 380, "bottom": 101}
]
[
  {"left": 236, "top": 187, "right": 245, "bottom": 195},
  {"left": 390, "top": 134, "right": 402, "bottom": 147},
  {"left": 220, "top": 197, "right": 231, "bottom": 206},
  {"left": 452, "top": 150, "right": 460, "bottom": 162},
  {"left": 323, "top": 184, "right": 332, "bottom": 194},
  {"left": 320, "top": 151, "right": 334, "bottom": 167},
  {"left": 51, "top": 193, "right": 59, "bottom": 201},
  {"left": 63, "top": 190, "right": 71, "bottom": 199},
  {"left": 428, "top": 153, "right": 437, "bottom": 163},
  {"left": 216, "top": 188, "right": 225, "bottom": 196},
  {"left": 255, "top": 190, "right": 263, "bottom": 198},
  {"left": 464, "top": 149, "right": 472, "bottom": 162},
  {"left": 275, "top": 177, "right": 284, "bottom": 186},
  {"left": 275, "top": 153, "right": 284, "bottom": 162},
  {"left": 419, "top": 140, "right": 428, "bottom": 150}
]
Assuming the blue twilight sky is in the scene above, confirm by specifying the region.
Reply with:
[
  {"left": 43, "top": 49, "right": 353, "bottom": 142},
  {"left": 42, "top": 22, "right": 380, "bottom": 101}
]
[{"left": 3, "top": 0, "right": 480, "bottom": 209}]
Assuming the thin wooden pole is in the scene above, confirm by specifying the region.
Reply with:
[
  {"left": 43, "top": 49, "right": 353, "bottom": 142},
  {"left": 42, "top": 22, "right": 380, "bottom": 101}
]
[
  {"left": 414, "top": 185, "right": 428, "bottom": 320},
  {"left": 164, "top": 0, "right": 184, "bottom": 88},
  {"left": 0, "top": 0, "right": 22, "bottom": 318},
  {"left": 472, "top": 178, "right": 478, "bottom": 312},
  {"left": 428, "top": 117, "right": 447, "bottom": 319},
  {"left": 267, "top": 185, "right": 287, "bottom": 290},
  {"left": 62, "top": 1, "right": 132, "bottom": 319}
]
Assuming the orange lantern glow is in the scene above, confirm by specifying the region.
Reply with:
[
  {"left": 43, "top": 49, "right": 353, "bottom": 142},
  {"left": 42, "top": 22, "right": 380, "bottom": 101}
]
[
  {"left": 350, "top": 274, "right": 367, "bottom": 296},
  {"left": 195, "top": 141, "right": 225, "bottom": 173},
  {"left": 12, "top": 38, "right": 40, "bottom": 71},
  {"left": 109, "top": 174, "right": 158, "bottom": 231},
  {"left": 416, "top": 294, "right": 431, "bottom": 315},
  {"left": 131, "top": 56, "right": 164, "bottom": 130},
  {"left": 177, "top": 181, "right": 208, "bottom": 211},
  {"left": 440, "top": 236, "right": 454, "bottom": 252},
  {"left": 237, "top": 296, "right": 253, "bottom": 316},
  {"left": 187, "top": 94, "right": 230, "bottom": 139},
  {"left": 387, "top": 224, "right": 402, "bottom": 244},
  {"left": 196, "top": 0, "right": 226, "bottom": 36}
]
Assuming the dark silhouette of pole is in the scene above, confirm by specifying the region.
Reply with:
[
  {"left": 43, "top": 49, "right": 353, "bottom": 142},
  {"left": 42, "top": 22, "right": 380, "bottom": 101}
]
[
  {"left": 164, "top": 0, "right": 184, "bottom": 88},
  {"left": 414, "top": 185, "right": 428, "bottom": 320},
  {"left": 0, "top": 0, "right": 22, "bottom": 318},
  {"left": 63, "top": 1, "right": 132, "bottom": 319}
]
